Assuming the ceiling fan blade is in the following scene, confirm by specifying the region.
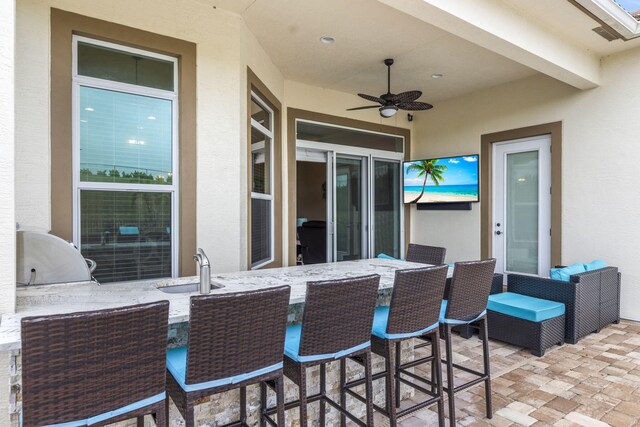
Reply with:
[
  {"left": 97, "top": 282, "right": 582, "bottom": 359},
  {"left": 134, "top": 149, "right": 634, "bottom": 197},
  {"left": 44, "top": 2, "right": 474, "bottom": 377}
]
[
  {"left": 358, "top": 93, "right": 385, "bottom": 104},
  {"left": 346, "top": 105, "right": 381, "bottom": 111},
  {"left": 389, "top": 90, "right": 422, "bottom": 104},
  {"left": 398, "top": 101, "right": 433, "bottom": 111}
]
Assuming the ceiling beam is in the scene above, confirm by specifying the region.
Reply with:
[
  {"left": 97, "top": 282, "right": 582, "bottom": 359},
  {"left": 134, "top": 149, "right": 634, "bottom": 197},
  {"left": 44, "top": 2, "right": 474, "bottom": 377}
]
[{"left": 378, "top": 0, "right": 601, "bottom": 89}]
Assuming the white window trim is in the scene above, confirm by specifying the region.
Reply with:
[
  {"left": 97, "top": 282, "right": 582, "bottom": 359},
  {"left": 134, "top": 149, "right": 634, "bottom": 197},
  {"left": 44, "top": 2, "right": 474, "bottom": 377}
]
[
  {"left": 250, "top": 92, "right": 275, "bottom": 269},
  {"left": 71, "top": 35, "right": 180, "bottom": 280}
]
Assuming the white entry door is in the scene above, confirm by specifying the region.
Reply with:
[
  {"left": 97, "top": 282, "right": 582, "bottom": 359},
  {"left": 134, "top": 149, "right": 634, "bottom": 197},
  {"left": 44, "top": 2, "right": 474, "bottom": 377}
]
[{"left": 493, "top": 135, "right": 551, "bottom": 277}]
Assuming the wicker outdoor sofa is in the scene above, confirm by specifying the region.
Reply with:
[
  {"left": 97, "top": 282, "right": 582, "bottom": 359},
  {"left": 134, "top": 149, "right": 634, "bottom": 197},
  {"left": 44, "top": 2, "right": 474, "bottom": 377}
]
[{"left": 507, "top": 266, "right": 621, "bottom": 344}]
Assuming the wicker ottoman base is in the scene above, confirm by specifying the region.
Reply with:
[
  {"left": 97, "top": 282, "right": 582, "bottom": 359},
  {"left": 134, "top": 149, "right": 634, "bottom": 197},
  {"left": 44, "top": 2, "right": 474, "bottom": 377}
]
[{"left": 487, "top": 310, "right": 565, "bottom": 357}]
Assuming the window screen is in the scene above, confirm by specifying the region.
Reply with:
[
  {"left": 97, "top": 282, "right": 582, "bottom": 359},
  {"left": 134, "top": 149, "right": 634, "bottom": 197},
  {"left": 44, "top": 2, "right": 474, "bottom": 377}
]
[
  {"left": 250, "top": 94, "right": 274, "bottom": 268},
  {"left": 251, "top": 198, "right": 271, "bottom": 267},
  {"left": 74, "top": 37, "right": 177, "bottom": 283},
  {"left": 80, "top": 190, "right": 172, "bottom": 282},
  {"left": 79, "top": 87, "right": 173, "bottom": 184}
]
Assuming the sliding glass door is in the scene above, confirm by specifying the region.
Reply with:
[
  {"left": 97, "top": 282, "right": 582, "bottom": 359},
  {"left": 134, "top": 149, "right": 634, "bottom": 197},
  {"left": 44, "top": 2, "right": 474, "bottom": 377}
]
[
  {"left": 335, "top": 156, "right": 367, "bottom": 261},
  {"left": 325, "top": 153, "right": 402, "bottom": 262},
  {"left": 372, "top": 159, "right": 402, "bottom": 259},
  {"left": 296, "top": 120, "right": 404, "bottom": 264}
]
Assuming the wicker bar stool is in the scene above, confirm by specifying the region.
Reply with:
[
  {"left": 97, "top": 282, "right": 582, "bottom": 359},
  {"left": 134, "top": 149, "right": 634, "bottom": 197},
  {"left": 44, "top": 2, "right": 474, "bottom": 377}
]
[
  {"left": 345, "top": 265, "right": 448, "bottom": 427},
  {"left": 406, "top": 243, "right": 447, "bottom": 265},
  {"left": 21, "top": 301, "right": 170, "bottom": 427},
  {"left": 418, "top": 259, "right": 496, "bottom": 427},
  {"left": 272, "top": 275, "right": 379, "bottom": 427},
  {"left": 166, "top": 286, "right": 290, "bottom": 427}
]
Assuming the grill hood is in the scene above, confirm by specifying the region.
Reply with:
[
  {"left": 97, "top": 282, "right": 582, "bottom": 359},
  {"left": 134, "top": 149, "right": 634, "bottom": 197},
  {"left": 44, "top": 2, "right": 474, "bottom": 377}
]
[{"left": 17, "top": 230, "right": 96, "bottom": 285}]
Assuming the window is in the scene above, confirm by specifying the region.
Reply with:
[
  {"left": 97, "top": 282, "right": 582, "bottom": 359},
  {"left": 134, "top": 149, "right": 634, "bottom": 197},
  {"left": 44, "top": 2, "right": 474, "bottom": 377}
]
[
  {"left": 250, "top": 94, "right": 274, "bottom": 269},
  {"left": 72, "top": 36, "right": 178, "bottom": 283}
]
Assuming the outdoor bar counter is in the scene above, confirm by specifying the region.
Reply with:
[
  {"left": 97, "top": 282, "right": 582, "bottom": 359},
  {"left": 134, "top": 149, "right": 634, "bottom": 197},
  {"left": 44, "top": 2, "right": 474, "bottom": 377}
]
[{"left": 0, "top": 259, "right": 452, "bottom": 426}]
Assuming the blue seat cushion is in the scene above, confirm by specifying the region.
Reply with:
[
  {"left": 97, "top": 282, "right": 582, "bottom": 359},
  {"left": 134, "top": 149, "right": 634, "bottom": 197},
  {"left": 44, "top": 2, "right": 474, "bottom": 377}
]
[
  {"left": 377, "top": 253, "right": 405, "bottom": 261},
  {"left": 285, "top": 324, "right": 370, "bottom": 362},
  {"left": 167, "top": 347, "right": 282, "bottom": 392},
  {"left": 550, "top": 263, "right": 586, "bottom": 281},
  {"left": 439, "top": 300, "right": 486, "bottom": 325},
  {"left": 118, "top": 226, "right": 139, "bottom": 235},
  {"left": 371, "top": 306, "right": 438, "bottom": 339},
  {"left": 488, "top": 292, "right": 565, "bottom": 322},
  {"left": 584, "top": 260, "right": 606, "bottom": 271}
]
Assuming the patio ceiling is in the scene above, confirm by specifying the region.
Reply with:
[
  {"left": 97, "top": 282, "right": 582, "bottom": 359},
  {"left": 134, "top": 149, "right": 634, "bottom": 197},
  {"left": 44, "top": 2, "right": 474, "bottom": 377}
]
[
  {"left": 240, "top": 0, "right": 538, "bottom": 103},
  {"left": 234, "top": 0, "right": 640, "bottom": 103}
]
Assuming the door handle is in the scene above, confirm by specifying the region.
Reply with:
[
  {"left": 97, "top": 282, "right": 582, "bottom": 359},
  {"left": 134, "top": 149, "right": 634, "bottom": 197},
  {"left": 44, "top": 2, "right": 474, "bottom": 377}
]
[{"left": 495, "top": 231, "right": 502, "bottom": 235}]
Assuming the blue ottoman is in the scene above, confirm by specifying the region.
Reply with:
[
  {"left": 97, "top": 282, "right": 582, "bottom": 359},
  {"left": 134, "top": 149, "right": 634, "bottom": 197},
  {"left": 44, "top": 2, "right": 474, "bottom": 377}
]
[{"left": 487, "top": 292, "right": 566, "bottom": 356}]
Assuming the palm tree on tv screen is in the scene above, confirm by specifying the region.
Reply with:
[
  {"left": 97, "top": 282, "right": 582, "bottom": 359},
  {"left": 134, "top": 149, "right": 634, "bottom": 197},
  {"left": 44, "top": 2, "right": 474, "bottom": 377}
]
[{"left": 407, "top": 159, "right": 447, "bottom": 203}]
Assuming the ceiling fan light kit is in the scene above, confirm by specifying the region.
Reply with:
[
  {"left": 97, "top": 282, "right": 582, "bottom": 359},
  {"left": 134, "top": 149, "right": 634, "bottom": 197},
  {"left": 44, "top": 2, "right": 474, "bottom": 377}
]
[
  {"left": 380, "top": 105, "right": 398, "bottom": 117},
  {"left": 347, "top": 58, "right": 433, "bottom": 118}
]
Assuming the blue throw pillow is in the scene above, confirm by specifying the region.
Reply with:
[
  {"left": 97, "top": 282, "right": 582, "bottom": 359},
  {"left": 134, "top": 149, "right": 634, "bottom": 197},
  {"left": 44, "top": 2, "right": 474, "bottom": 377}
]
[
  {"left": 584, "top": 260, "right": 606, "bottom": 271},
  {"left": 550, "top": 263, "right": 586, "bottom": 281},
  {"left": 549, "top": 267, "right": 562, "bottom": 279}
]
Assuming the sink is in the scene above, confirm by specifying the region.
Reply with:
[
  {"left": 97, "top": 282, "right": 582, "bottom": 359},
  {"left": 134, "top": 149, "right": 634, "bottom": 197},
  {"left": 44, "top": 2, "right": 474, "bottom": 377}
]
[{"left": 158, "top": 282, "right": 224, "bottom": 294}]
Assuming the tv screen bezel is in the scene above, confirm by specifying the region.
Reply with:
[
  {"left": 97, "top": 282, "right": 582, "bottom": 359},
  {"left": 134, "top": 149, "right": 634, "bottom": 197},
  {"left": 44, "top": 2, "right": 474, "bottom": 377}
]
[{"left": 403, "top": 154, "right": 480, "bottom": 205}]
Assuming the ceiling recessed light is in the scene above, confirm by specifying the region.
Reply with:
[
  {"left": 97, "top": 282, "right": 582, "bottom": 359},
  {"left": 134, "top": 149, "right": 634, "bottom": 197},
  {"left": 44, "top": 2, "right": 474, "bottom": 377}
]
[
  {"left": 84, "top": 107, "right": 94, "bottom": 112},
  {"left": 320, "top": 36, "right": 336, "bottom": 44},
  {"left": 147, "top": 116, "right": 156, "bottom": 120},
  {"left": 431, "top": 73, "right": 445, "bottom": 79}
]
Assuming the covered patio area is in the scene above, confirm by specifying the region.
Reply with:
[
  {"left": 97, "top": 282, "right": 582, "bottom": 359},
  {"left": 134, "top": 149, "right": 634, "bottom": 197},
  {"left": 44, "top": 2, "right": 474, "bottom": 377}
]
[{"left": 1, "top": 0, "right": 640, "bottom": 426}]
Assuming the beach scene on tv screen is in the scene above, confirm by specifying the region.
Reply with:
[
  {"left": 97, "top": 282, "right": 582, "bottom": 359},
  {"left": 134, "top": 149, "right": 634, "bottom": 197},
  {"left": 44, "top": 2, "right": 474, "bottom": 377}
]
[{"left": 404, "top": 155, "right": 479, "bottom": 203}]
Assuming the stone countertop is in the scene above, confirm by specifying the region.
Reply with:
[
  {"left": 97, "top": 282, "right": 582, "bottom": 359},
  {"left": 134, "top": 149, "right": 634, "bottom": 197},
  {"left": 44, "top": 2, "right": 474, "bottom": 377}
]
[{"left": 0, "top": 259, "right": 451, "bottom": 351}]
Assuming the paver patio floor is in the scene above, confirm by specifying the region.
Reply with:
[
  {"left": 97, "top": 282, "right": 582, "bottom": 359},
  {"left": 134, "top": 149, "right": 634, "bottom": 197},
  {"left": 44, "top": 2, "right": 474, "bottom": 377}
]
[{"left": 394, "top": 320, "right": 640, "bottom": 427}]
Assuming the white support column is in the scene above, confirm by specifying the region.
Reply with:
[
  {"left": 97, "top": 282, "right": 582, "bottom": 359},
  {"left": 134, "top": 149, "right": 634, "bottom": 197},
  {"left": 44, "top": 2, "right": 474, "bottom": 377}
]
[{"left": 0, "top": 0, "right": 17, "bottom": 316}]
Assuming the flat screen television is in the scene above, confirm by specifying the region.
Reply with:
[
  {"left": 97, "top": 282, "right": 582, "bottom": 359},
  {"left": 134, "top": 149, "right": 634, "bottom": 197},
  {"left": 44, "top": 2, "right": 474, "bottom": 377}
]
[{"left": 403, "top": 154, "right": 479, "bottom": 204}]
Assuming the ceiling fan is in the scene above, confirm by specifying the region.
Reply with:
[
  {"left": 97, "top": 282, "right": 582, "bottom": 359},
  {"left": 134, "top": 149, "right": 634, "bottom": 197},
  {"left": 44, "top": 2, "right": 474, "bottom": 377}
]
[{"left": 347, "top": 58, "right": 433, "bottom": 118}]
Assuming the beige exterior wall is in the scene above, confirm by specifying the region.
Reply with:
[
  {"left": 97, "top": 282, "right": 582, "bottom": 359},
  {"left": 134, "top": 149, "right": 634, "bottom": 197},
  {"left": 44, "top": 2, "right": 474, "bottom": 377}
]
[
  {"left": 0, "top": 0, "right": 16, "bottom": 316},
  {"left": 410, "top": 46, "right": 640, "bottom": 321},
  {"left": 15, "top": 0, "right": 279, "bottom": 273},
  {"left": 13, "top": 0, "right": 412, "bottom": 275},
  {"left": 16, "top": 0, "right": 245, "bottom": 271},
  {"left": 0, "top": 0, "right": 16, "bottom": 424}
]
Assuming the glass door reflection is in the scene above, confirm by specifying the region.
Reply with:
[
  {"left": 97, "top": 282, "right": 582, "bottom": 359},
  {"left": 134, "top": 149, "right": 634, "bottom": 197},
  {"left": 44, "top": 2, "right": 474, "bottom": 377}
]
[
  {"left": 373, "top": 159, "right": 401, "bottom": 259},
  {"left": 335, "top": 156, "right": 367, "bottom": 261}
]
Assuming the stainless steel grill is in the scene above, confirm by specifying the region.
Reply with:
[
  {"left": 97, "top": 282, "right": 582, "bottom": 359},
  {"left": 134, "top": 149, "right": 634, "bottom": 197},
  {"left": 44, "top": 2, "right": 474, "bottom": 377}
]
[{"left": 16, "top": 230, "right": 97, "bottom": 285}]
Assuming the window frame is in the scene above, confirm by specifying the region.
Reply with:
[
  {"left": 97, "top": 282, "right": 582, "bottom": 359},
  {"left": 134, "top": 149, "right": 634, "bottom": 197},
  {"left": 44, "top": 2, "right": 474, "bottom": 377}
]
[
  {"left": 250, "top": 91, "right": 275, "bottom": 269},
  {"left": 71, "top": 35, "right": 180, "bottom": 279}
]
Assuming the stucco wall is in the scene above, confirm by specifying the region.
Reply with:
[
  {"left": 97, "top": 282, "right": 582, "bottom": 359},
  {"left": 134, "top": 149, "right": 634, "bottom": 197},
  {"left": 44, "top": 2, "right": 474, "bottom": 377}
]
[
  {"left": 0, "top": 0, "right": 16, "bottom": 315},
  {"left": 410, "top": 47, "right": 640, "bottom": 321},
  {"left": 15, "top": 0, "right": 281, "bottom": 274},
  {"left": 14, "top": 0, "right": 413, "bottom": 274},
  {"left": 0, "top": 0, "right": 17, "bottom": 425}
]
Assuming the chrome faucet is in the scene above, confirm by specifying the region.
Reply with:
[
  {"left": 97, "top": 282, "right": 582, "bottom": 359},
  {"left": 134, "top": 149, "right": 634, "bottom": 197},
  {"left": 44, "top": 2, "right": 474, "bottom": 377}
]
[{"left": 194, "top": 248, "right": 211, "bottom": 294}]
